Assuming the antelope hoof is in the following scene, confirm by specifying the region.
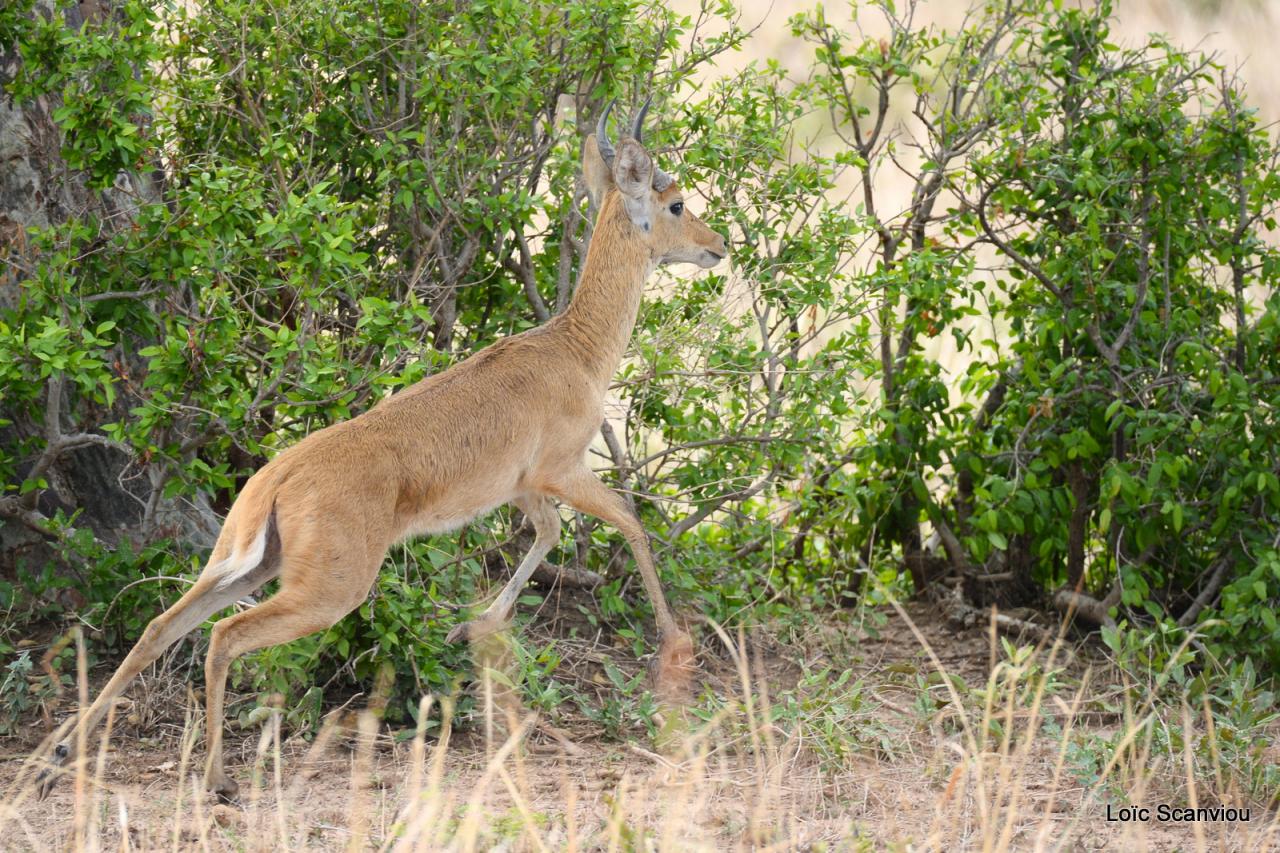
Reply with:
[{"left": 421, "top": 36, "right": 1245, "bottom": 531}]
[
  {"left": 207, "top": 773, "right": 240, "bottom": 805},
  {"left": 446, "top": 614, "right": 509, "bottom": 644},
  {"left": 651, "top": 630, "right": 697, "bottom": 703},
  {"left": 35, "top": 742, "right": 70, "bottom": 800}
]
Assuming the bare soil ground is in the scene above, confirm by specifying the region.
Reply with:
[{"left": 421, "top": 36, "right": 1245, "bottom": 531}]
[{"left": 2, "top": 596, "right": 1276, "bottom": 851}]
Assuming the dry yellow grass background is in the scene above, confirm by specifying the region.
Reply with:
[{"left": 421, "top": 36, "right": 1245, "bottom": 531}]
[
  {"left": 364, "top": 605, "right": 1277, "bottom": 851},
  {"left": 4, "top": 591, "right": 1278, "bottom": 850}
]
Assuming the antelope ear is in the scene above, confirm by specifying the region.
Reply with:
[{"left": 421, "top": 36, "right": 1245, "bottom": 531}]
[
  {"left": 582, "top": 134, "right": 614, "bottom": 213},
  {"left": 613, "top": 139, "right": 653, "bottom": 200},
  {"left": 613, "top": 140, "right": 655, "bottom": 232}
]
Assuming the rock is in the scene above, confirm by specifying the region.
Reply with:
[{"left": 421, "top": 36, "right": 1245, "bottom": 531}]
[{"left": 210, "top": 804, "right": 241, "bottom": 829}]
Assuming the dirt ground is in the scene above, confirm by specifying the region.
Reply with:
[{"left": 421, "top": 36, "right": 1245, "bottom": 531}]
[{"left": 2, "top": 596, "right": 1275, "bottom": 851}]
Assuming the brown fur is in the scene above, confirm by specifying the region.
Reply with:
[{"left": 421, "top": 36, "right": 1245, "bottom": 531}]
[{"left": 34, "top": 126, "right": 726, "bottom": 800}]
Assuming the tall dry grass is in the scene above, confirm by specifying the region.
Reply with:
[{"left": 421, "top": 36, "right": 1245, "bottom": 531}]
[{"left": 4, "top": 604, "right": 1277, "bottom": 851}]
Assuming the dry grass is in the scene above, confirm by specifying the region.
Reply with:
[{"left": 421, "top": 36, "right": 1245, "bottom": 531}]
[{"left": 2, "top": 597, "right": 1276, "bottom": 851}]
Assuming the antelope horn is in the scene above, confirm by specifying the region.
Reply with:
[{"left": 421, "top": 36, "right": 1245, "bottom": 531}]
[
  {"left": 630, "top": 96, "right": 652, "bottom": 143},
  {"left": 596, "top": 99, "right": 617, "bottom": 167},
  {"left": 631, "top": 96, "right": 674, "bottom": 191}
]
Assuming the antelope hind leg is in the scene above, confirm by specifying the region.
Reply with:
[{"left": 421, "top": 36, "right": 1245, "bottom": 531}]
[
  {"left": 33, "top": 570, "right": 268, "bottom": 799},
  {"left": 201, "top": 573, "right": 371, "bottom": 802}
]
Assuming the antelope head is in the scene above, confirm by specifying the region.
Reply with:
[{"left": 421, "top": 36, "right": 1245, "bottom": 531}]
[{"left": 583, "top": 99, "right": 727, "bottom": 269}]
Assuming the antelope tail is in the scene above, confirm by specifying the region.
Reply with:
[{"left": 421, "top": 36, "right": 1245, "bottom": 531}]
[{"left": 205, "top": 476, "right": 279, "bottom": 590}]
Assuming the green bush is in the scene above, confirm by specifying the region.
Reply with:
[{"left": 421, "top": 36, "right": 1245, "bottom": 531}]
[{"left": 797, "top": 0, "right": 1280, "bottom": 671}]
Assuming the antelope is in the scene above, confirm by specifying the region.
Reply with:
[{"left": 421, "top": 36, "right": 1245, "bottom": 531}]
[{"left": 34, "top": 100, "right": 727, "bottom": 801}]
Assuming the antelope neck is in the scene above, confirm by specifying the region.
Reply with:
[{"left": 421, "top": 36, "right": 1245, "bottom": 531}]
[{"left": 559, "top": 191, "right": 652, "bottom": 381}]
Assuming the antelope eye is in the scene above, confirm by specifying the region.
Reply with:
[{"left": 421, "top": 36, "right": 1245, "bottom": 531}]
[{"left": 669, "top": 201, "right": 684, "bottom": 216}]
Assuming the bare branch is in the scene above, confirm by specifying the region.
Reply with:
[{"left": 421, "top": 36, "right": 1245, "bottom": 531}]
[
  {"left": 665, "top": 467, "right": 777, "bottom": 543},
  {"left": 512, "top": 230, "right": 551, "bottom": 323},
  {"left": 1176, "top": 556, "right": 1233, "bottom": 628}
]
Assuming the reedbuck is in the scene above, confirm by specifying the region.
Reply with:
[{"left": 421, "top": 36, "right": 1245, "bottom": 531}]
[{"left": 35, "top": 101, "right": 726, "bottom": 800}]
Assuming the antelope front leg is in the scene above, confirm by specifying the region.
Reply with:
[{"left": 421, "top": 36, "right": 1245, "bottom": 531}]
[
  {"left": 548, "top": 468, "right": 695, "bottom": 700},
  {"left": 447, "top": 495, "right": 562, "bottom": 644}
]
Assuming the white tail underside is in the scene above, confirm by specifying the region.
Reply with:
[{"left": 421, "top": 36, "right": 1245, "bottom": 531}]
[{"left": 208, "top": 522, "right": 269, "bottom": 590}]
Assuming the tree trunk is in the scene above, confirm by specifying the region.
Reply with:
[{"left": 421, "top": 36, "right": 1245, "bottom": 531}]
[{"left": 0, "top": 0, "right": 219, "bottom": 579}]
